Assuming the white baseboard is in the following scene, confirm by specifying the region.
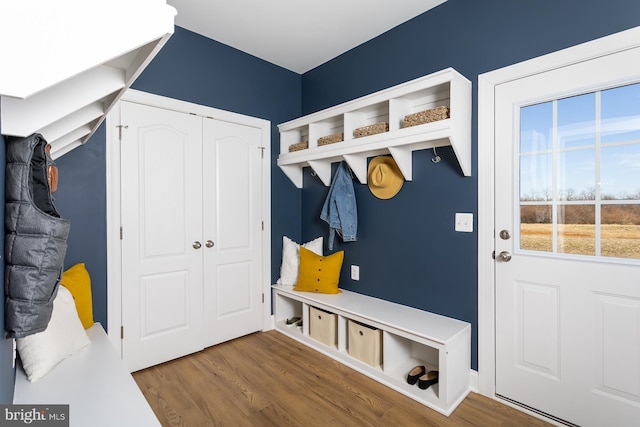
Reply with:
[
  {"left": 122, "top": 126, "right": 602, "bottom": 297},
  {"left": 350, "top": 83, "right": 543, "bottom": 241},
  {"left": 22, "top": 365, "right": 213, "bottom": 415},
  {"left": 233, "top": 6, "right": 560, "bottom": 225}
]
[
  {"left": 266, "top": 314, "right": 275, "bottom": 331},
  {"left": 469, "top": 369, "right": 479, "bottom": 393}
]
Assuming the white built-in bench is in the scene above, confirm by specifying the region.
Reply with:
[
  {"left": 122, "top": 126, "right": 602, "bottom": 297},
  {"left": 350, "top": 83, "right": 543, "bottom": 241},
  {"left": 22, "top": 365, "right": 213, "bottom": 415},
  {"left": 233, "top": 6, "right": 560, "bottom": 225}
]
[
  {"left": 13, "top": 323, "right": 159, "bottom": 427},
  {"left": 272, "top": 285, "right": 471, "bottom": 416}
]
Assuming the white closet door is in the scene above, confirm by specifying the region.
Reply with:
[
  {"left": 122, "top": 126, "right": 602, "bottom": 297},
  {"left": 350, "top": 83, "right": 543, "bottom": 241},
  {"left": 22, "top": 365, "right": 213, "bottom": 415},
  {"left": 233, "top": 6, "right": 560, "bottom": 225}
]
[
  {"left": 120, "top": 101, "right": 204, "bottom": 372},
  {"left": 202, "top": 117, "right": 264, "bottom": 347}
]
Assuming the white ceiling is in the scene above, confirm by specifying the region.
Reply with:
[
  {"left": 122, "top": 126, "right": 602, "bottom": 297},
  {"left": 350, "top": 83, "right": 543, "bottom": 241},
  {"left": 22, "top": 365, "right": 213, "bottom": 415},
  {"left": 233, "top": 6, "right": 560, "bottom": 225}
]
[{"left": 166, "top": 0, "right": 447, "bottom": 74}]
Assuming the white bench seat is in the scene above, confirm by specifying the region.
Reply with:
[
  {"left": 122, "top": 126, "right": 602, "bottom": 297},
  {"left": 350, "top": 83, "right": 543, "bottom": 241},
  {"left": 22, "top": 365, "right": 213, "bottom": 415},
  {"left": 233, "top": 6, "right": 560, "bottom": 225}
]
[{"left": 13, "top": 323, "right": 159, "bottom": 427}]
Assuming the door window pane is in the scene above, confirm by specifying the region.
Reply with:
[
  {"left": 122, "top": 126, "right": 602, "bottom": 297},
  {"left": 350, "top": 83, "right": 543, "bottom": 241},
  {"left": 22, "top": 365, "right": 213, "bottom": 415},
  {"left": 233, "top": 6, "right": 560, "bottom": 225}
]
[
  {"left": 520, "top": 205, "right": 552, "bottom": 252},
  {"left": 520, "top": 153, "right": 552, "bottom": 201},
  {"left": 521, "top": 101, "right": 553, "bottom": 152},
  {"left": 601, "top": 205, "right": 640, "bottom": 259},
  {"left": 518, "top": 82, "right": 640, "bottom": 260},
  {"left": 558, "top": 149, "right": 595, "bottom": 201},
  {"left": 557, "top": 93, "right": 596, "bottom": 149},
  {"left": 601, "top": 83, "right": 640, "bottom": 144},
  {"left": 601, "top": 142, "right": 640, "bottom": 200},
  {"left": 557, "top": 205, "right": 595, "bottom": 256}
]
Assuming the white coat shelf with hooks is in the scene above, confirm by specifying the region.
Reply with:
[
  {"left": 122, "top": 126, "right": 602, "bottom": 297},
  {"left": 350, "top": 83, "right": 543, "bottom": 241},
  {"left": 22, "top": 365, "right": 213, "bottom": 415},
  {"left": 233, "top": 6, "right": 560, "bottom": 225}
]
[{"left": 277, "top": 68, "right": 471, "bottom": 188}]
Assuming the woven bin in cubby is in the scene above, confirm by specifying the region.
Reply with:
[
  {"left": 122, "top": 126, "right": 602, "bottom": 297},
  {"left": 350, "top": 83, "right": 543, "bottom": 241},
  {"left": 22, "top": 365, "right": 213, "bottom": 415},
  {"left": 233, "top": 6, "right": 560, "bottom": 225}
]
[
  {"left": 289, "top": 141, "right": 308, "bottom": 152},
  {"left": 354, "top": 122, "right": 389, "bottom": 138},
  {"left": 403, "top": 106, "right": 450, "bottom": 128},
  {"left": 318, "top": 133, "right": 343, "bottom": 146}
]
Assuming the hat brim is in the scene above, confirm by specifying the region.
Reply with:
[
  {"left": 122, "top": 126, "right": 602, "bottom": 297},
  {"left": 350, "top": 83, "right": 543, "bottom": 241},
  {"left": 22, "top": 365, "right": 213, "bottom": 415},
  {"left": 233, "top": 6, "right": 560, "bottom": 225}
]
[{"left": 367, "top": 156, "right": 404, "bottom": 199}]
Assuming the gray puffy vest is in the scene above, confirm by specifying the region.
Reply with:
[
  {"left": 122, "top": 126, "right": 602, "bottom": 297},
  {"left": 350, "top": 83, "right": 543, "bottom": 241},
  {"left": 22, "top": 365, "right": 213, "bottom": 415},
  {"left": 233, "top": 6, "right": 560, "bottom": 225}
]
[{"left": 5, "top": 133, "right": 70, "bottom": 338}]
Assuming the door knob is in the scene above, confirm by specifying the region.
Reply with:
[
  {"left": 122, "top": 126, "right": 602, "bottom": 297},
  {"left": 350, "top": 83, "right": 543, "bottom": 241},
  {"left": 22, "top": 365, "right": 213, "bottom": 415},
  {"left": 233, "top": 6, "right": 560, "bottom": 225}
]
[
  {"left": 496, "top": 251, "right": 512, "bottom": 262},
  {"left": 193, "top": 241, "right": 202, "bottom": 249},
  {"left": 205, "top": 240, "right": 214, "bottom": 248}
]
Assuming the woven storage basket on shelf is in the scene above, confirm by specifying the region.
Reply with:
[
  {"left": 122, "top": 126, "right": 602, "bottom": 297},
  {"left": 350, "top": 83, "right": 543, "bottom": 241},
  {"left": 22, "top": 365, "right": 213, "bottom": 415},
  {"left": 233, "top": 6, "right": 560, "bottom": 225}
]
[
  {"left": 289, "top": 141, "right": 308, "bottom": 152},
  {"left": 318, "top": 133, "right": 343, "bottom": 146},
  {"left": 354, "top": 122, "right": 389, "bottom": 138},
  {"left": 403, "top": 106, "right": 450, "bottom": 128}
]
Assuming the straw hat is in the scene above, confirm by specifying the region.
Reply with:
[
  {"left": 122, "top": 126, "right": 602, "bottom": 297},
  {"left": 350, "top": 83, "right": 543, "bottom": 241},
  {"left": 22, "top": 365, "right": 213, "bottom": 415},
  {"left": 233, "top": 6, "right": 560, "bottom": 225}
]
[{"left": 367, "top": 156, "right": 404, "bottom": 199}]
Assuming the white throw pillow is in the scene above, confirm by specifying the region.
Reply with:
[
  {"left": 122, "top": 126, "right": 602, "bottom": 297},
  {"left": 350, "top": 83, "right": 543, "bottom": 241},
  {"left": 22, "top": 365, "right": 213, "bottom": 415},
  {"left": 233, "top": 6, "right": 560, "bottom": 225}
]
[
  {"left": 17, "top": 285, "right": 91, "bottom": 382},
  {"left": 277, "top": 236, "right": 323, "bottom": 286}
]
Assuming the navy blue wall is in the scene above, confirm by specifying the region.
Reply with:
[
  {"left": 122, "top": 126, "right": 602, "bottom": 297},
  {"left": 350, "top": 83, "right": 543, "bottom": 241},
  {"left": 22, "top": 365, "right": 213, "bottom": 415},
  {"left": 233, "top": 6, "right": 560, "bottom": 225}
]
[
  {"left": 52, "top": 26, "right": 302, "bottom": 330},
  {"left": 54, "top": 126, "right": 108, "bottom": 326},
  {"left": 300, "top": 0, "right": 640, "bottom": 370}
]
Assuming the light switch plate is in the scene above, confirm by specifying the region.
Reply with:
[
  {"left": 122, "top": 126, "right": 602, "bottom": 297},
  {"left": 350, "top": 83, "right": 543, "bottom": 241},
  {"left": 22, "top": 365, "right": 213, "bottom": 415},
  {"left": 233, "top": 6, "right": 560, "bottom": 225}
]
[{"left": 455, "top": 213, "right": 473, "bottom": 232}]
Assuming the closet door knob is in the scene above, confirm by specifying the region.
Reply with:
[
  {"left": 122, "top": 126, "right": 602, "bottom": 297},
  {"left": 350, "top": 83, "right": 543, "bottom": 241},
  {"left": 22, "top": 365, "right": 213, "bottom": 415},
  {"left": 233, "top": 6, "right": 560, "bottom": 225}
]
[
  {"left": 205, "top": 240, "right": 214, "bottom": 248},
  {"left": 193, "top": 241, "right": 202, "bottom": 249}
]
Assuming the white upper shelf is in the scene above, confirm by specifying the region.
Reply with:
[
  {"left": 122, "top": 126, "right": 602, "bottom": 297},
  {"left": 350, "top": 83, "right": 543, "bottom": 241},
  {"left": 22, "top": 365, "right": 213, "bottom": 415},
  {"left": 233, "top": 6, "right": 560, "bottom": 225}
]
[
  {"left": 277, "top": 68, "right": 471, "bottom": 188},
  {"left": 0, "top": 0, "right": 176, "bottom": 158}
]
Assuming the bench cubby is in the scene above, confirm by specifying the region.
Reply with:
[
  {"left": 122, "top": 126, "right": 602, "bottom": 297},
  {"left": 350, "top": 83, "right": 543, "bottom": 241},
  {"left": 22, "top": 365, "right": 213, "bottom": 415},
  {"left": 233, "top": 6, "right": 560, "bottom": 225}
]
[
  {"left": 347, "top": 320, "right": 383, "bottom": 368},
  {"left": 309, "top": 306, "right": 338, "bottom": 347},
  {"left": 272, "top": 285, "right": 471, "bottom": 416}
]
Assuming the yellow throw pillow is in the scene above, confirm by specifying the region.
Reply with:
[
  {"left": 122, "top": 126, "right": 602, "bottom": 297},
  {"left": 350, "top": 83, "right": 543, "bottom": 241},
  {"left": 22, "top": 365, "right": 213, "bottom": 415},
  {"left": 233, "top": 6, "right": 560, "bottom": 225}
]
[
  {"left": 60, "top": 263, "right": 94, "bottom": 329},
  {"left": 294, "top": 246, "right": 344, "bottom": 294}
]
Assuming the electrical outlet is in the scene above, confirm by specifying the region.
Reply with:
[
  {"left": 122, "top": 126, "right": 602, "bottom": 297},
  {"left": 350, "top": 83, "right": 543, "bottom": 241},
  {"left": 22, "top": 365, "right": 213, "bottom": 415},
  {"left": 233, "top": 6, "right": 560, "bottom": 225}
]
[
  {"left": 455, "top": 213, "right": 473, "bottom": 232},
  {"left": 351, "top": 265, "right": 360, "bottom": 281}
]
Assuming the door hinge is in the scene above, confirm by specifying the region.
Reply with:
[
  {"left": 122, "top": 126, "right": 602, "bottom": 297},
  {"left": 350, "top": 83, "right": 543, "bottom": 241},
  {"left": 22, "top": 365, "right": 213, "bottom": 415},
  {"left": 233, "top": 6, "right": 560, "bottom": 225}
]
[
  {"left": 120, "top": 325, "right": 124, "bottom": 339},
  {"left": 260, "top": 146, "right": 266, "bottom": 158},
  {"left": 262, "top": 221, "right": 264, "bottom": 231},
  {"left": 262, "top": 293, "right": 264, "bottom": 303},
  {"left": 120, "top": 227, "right": 123, "bottom": 240},
  {"left": 116, "top": 124, "right": 128, "bottom": 141}
]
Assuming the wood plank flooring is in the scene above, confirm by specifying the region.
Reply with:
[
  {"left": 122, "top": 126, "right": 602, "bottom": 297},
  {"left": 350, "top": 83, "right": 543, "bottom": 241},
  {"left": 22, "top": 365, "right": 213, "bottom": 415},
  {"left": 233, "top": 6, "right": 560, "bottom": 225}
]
[{"left": 133, "top": 330, "right": 552, "bottom": 426}]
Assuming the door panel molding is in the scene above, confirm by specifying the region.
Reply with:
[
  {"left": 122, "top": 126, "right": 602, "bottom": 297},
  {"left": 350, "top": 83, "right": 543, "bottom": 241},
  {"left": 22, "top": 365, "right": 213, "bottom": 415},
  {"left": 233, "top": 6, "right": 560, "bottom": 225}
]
[
  {"left": 516, "top": 281, "right": 560, "bottom": 379},
  {"left": 478, "top": 25, "right": 640, "bottom": 402},
  {"left": 106, "top": 89, "right": 271, "bottom": 359}
]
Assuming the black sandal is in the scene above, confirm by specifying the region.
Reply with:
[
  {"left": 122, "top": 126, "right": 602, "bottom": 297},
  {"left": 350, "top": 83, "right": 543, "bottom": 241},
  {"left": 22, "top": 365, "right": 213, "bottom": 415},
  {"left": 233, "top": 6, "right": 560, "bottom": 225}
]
[
  {"left": 418, "top": 371, "right": 439, "bottom": 390},
  {"left": 406, "top": 365, "right": 426, "bottom": 385}
]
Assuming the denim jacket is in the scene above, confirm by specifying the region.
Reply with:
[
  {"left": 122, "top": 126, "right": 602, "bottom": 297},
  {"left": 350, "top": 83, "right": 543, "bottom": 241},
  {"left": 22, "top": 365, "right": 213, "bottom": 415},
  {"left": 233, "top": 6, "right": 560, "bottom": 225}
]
[{"left": 320, "top": 161, "right": 357, "bottom": 250}]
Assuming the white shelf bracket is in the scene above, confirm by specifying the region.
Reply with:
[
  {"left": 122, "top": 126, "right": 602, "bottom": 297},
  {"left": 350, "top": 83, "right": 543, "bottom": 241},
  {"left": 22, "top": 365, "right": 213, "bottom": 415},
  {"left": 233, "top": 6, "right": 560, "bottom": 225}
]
[
  {"left": 450, "top": 132, "right": 472, "bottom": 176},
  {"left": 450, "top": 73, "right": 473, "bottom": 176},
  {"left": 343, "top": 154, "right": 368, "bottom": 184},
  {"left": 388, "top": 146, "right": 414, "bottom": 181},
  {"left": 279, "top": 165, "right": 304, "bottom": 188},
  {"left": 308, "top": 160, "right": 333, "bottom": 186}
]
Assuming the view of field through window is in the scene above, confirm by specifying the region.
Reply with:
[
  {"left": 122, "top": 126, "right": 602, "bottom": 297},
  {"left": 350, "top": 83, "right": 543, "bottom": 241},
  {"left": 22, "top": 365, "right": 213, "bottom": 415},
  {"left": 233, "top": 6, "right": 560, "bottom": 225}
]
[{"left": 519, "top": 82, "right": 640, "bottom": 259}]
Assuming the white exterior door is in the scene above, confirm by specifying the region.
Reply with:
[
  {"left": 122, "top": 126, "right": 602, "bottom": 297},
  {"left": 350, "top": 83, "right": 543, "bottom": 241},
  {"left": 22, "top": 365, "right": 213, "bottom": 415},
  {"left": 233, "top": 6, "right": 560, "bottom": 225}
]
[
  {"left": 494, "top": 46, "right": 640, "bottom": 426},
  {"left": 202, "top": 118, "right": 264, "bottom": 347},
  {"left": 120, "top": 101, "right": 204, "bottom": 372}
]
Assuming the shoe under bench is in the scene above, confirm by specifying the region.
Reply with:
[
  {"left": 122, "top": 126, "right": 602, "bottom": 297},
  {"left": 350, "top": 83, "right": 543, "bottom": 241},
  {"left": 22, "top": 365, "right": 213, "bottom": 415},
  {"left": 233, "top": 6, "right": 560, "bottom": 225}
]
[{"left": 271, "top": 285, "right": 471, "bottom": 416}]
